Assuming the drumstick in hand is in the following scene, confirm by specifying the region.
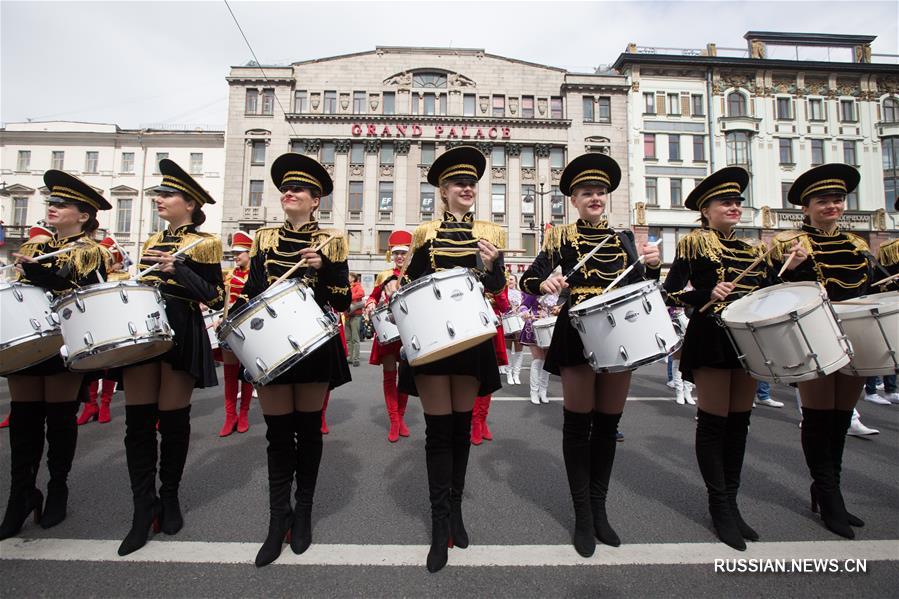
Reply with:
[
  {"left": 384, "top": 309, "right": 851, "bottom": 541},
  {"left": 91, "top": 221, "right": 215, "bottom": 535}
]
[
  {"left": 268, "top": 233, "right": 336, "bottom": 290},
  {"left": 1, "top": 240, "right": 88, "bottom": 272},
  {"left": 134, "top": 238, "right": 205, "bottom": 280},
  {"left": 699, "top": 244, "right": 778, "bottom": 313},
  {"left": 872, "top": 272, "right": 899, "bottom": 289},
  {"left": 777, "top": 251, "right": 797, "bottom": 278}
]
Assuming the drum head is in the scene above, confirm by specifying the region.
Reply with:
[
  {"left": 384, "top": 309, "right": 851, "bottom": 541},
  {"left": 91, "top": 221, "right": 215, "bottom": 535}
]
[
  {"left": 833, "top": 291, "right": 899, "bottom": 319},
  {"left": 0, "top": 335, "right": 63, "bottom": 375},
  {"left": 722, "top": 282, "right": 822, "bottom": 324},
  {"left": 533, "top": 316, "right": 557, "bottom": 328}
]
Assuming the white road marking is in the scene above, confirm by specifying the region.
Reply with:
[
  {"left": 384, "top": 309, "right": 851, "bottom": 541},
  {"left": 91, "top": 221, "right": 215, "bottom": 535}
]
[
  {"left": 490, "top": 396, "right": 674, "bottom": 402},
  {"left": 2, "top": 538, "right": 896, "bottom": 567}
]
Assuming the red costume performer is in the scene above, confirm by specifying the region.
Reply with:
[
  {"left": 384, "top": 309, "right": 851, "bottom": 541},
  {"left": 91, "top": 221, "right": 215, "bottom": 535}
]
[
  {"left": 366, "top": 230, "right": 412, "bottom": 442},
  {"left": 471, "top": 285, "right": 510, "bottom": 445},
  {"left": 218, "top": 231, "right": 254, "bottom": 437}
]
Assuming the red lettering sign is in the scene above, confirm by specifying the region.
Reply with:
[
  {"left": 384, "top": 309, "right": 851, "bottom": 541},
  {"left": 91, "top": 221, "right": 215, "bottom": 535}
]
[
  {"left": 475, "top": 128, "right": 485, "bottom": 139},
  {"left": 396, "top": 124, "right": 407, "bottom": 137},
  {"left": 348, "top": 124, "right": 511, "bottom": 139},
  {"left": 461, "top": 126, "right": 469, "bottom": 138},
  {"left": 351, "top": 124, "right": 363, "bottom": 136},
  {"left": 448, "top": 127, "right": 458, "bottom": 138},
  {"left": 411, "top": 125, "right": 422, "bottom": 137},
  {"left": 381, "top": 125, "right": 392, "bottom": 137},
  {"left": 488, "top": 127, "right": 498, "bottom": 139},
  {"left": 367, "top": 124, "right": 378, "bottom": 136},
  {"left": 501, "top": 127, "right": 511, "bottom": 139}
]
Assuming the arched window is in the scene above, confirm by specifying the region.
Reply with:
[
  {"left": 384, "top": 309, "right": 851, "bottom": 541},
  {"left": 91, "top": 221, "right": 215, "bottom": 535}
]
[
  {"left": 884, "top": 97, "right": 899, "bottom": 123},
  {"left": 727, "top": 92, "right": 747, "bottom": 117},
  {"left": 412, "top": 71, "right": 447, "bottom": 88}
]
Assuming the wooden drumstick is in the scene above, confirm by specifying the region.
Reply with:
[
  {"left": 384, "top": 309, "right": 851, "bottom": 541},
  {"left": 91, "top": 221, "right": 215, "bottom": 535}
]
[
  {"left": 0, "top": 240, "right": 88, "bottom": 272},
  {"left": 777, "top": 251, "right": 797, "bottom": 278},
  {"left": 601, "top": 239, "right": 662, "bottom": 294},
  {"left": 872, "top": 272, "right": 899, "bottom": 288},
  {"left": 134, "top": 237, "right": 205, "bottom": 280},
  {"left": 699, "top": 244, "right": 779, "bottom": 313},
  {"left": 267, "top": 233, "right": 336, "bottom": 290}
]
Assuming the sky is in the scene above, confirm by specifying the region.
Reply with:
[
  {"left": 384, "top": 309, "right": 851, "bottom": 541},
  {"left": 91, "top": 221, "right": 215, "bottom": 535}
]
[{"left": 1, "top": 0, "right": 897, "bottom": 130}]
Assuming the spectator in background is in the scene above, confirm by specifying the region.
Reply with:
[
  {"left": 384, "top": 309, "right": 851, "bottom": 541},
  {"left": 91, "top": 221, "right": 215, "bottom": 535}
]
[{"left": 347, "top": 273, "right": 365, "bottom": 367}]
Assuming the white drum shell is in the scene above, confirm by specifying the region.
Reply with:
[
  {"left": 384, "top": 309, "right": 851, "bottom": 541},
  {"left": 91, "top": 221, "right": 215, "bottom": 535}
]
[
  {"left": 0, "top": 282, "right": 62, "bottom": 375},
  {"left": 721, "top": 282, "right": 851, "bottom": 384},
  {"left": 569, "top": 281, "right": 680, "bottom": 373},
  {"left": 502, "top": 312, "right": 524, "bottom": 337},
  {"left": 371, "top": 305, "right": 400, "bottom": 344},
  {"left": 533, "top": 316, "right": 556, "bottom": 349},
  {"left": 218, "top": 279, "right": 337, "bottom": 385},
  {"left": 389, "top": 268, "right": 499, "bottom": 366},
  {"left": 834, "top": 291, "right": 899, "bottom": 376},
  {"left": 203, "top": 310, "right": 222, "bottom": 350}
]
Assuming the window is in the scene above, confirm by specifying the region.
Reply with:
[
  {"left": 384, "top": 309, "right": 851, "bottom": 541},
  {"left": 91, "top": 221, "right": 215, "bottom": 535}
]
[
  {"left": 645, "top": 178, "right": 658, "bottom": 205},
  {"left": 411, "top": 93, "right": 419, "bottom": 115},
  {"left": 692, "top": 135, "right": 705, "bottom": 161},
  {"left": 521, "top": 184, "right": 535, "bottom": 218},
  {"left": 727, "top": 92, "right": 747, "bottom": 117},
  {"left": 463, "top": 94, "right": 476, "bottom": 117},
  {"left": 597, "top": 97, "right": 611, "bottom": 122},
  {"left": 725, "top": 132, "right": 750, "bottom": 166},
  {"left": 779, "top": 138, "right": 794, "bottom": 164},
  {"left": 154, "top": 152, "right": 168, "bottom": 173},
  {"left": 121, "top": 152, "right": 134, "bottom": 173},
  {"left": 116, "top": 199, "right": 133, "bottom": 234},
  {"left": 378, "top": 181, "right": 393, "bottom": 214},
  {"left": 521, "top": 96, "right": 534, "bottom": 118},
  {"left": 550, "top": 186, "right": 565, "bottom": 222},
  {"left": 839, "top": 100, "right": 855, "bottom": 122},
  {"left": 251, "top": 141, "right": 266, "bottom": 165},
  {"left": 846, "top": 187, "right": 859, "bottom": 211},
  {"left": 12, "top": 198, "right": 28, "bottom": 226},
  {"left": 350, "top": 143, "right": 364, "bottom": 164},
  {"left": 321, "top": 141, "right": 335, "bottom": 165},
  {"left": 520, "top": 146, "right": 535, "bottom": 168},
  {"left": 491, "top": 184, "right": 506, "bottom": 216},
  {"left": 522, "top": 233, "right": 536, "bottom": 257},
  {"left": 347, "top": 230, "right": 362, "bottom": 253},
  {"left": 843, "top": 140, "right": 857, "bottom": 166},
  {"left": 245, "top": 89, "right": 258, "bottom": 114},
  {"left": 668, "top": 135, "right": 681, "bottom": 161},
  {"left": 582, "top": 96, "right": 594, "bottom": 122},
  {"left": 644, "top": 92, "right": 656, "bottom": 114},
  {"left": 808, "top": 98, "right": 824, "bottom": 121},
  {"left": 353, "top": 91, "right": 366, "bottom": 114},
  {"left": 493, "top": 95, "right": 505, "bottom": 117},
  {"left": 884, "top": 98, "right": 899, "bottom": 123},
  {"left": 423, "top": 93, "right": 436, "bottom": 115},
  {"left": 324, "top": 91, "right": 337, "bottom": 114},
  {"left": 691, "top": 94, "right": 704, "bottom": 117},
  {"left": 550, "top": 97, "right": 563, "bottom": 119},
  {"left": 319, "top": 192, "right": 333, "bottom": 216},
  {"left": 667, "top": 93, "right": 680, "bottom": 116},
  {"left": 261, "top": 89, "right": 274, "bottom": 115},
  {"left": 776, "top": 97, "right": 792, "bottom": 120},
  {"left": 644, "top": 133, "right": 657, "bottom": 159},
  {"left": 85, "top": 151, "right": 99, "bottom": 173},
  {"left": 781, "top": 182, "right": 792, "bottom": 205},
  {"left": 439, "top": 94, "right": 447, "bottom": 115},
  {"left": 290, "top": 140, "right": 303, "bottom": 154},
  {"left": 377, "top": 231, "right": 392, "bottom": 254},
  {"left": 491, "top": 146, "right": 505, "bottom": 168},
  {"left": 420, "top": 183, "right": 435, "bottom": 217},
  {"left": 248, "top": 180, "right": 264, "bottom": 206},
  {"left": 190, "top": 153, "right": 203, "bottom": 174},
  {"left": 294, "top": 90, "right": 307, "bottom": 113},
  {"left": 383, "top": 92, "right": 395, "bottom": 115},
  {"left": 550, "top": 147, "right": 565, "bottom": 168},
  {"left": 412, "top": 72, "right": 446, "bottom": 88},
  {"left": 420, "top": 142, "right": 435, "bottom": 166},
  {"left": 16, "top": 150, "right": 30, "bottom": 171},
  {"left": 348, "top": 181, "right": 364, "bottom": 213},
  {"left": 670, "top": 179, "right": 683, "bottom": 207},
  {"left": 51, "top": 151, "right": 64, "bottom": 170},
  {"left": 810, "top": 139, "right": 825, "bottom": 165},
  {"left": 885, "top": 137, "right": 899, "bottom": 211},
  {"left": 380, "top": 142, "right": 394, "bottom": 165}
]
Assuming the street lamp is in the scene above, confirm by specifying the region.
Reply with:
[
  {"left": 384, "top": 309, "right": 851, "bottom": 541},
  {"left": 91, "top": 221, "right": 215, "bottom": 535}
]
[{"left": 523, "top": 177, "right": 553, "bottom": 248}]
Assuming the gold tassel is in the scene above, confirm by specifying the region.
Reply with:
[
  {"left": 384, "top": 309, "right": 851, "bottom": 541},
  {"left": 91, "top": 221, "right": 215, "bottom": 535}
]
[
  {"left": 878, "top": 239, "right": 899, "bottom": 266},
  {"left": 675, "top": 229, "right": 725, "bottom": 261},
  {"left": 472, "top": 220, "right": 507, "bottom": 249},
  {"left": 17, "top": 240, "right": 43, "bottom": 259},
  {"left": 142, "top": 231, "right": 165, "bottom": 256},
  {"left": 62, "top": 241, "right": 103, "bottom": 279},
  {"left": 845, "top": 233, "right": 870, "bottom": 254},
  {"left": 251, "top": 227, "right": 280, "bottom": 257},
  {"left": 770, "top": 231, "right": 812, "bottom": 262},
  {"left": 183, "top": 233, "right": 223, "bottom": 264},
  {"left": 412, "top": 219, "right": 441, "bottom": 253},
  {"left": 541, "top": 223, "right": 578, "bottom": 253},
  {"left": 317, "top": 229, "right": 349, "bottom": 263}
]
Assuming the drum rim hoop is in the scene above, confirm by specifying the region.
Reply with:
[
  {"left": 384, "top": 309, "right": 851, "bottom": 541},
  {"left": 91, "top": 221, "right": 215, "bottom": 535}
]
[
  {"left": 221, "top": 279, "right": 316, "bottom": 335},
  {"left": 251, "top": 326, "right": 338, "bottom": 385},
  {"left": 390, "top": 266, "right": 472, "bottom": 300}
]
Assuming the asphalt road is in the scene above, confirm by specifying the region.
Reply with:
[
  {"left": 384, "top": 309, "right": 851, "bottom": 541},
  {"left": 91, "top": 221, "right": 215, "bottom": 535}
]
[{"left": 1, "top": 340, "right": 897, "bottom": 598}]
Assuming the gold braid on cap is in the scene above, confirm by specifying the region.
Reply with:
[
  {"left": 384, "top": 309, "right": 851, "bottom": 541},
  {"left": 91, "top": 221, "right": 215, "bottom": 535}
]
[
  {"left": 50, "top": 186, "right": 102, "bottom": 210},
  {"left": 281, "top": 170, "right": 322, "bottom": 192},
  {"left": 161, "top": 176, "right": 207, "bottom": 206},
  {"left": 696, "top": 182, "right": 742, "bottom": 209},
  {"left": 799, "top": 179, "right": 848, "bottom": 203},
  {"left": 438, "top": 164, "right": 479, "bottom": 184},
  {"left": 570, "top": 169, "right": 611, "bottom": 190}
]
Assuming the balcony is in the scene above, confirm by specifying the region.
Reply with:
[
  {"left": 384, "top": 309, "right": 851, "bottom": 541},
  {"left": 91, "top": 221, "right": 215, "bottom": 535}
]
[
  {"left": 1, "top": 225, "right": 28, "bottom": 240},
  {"left": 718, "top": 115, "right": 762, "bottom": 134},
  {"left": 240, "top": 206, "right": 266, "bottom": 222},
  {"left": 876, "top": 120, "right": 899, "bottom": 138}
]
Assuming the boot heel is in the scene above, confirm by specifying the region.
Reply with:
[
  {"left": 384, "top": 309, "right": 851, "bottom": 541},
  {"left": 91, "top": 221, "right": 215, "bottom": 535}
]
[{"left": 447, "top": 537, "right": 454, "bottom": 548}]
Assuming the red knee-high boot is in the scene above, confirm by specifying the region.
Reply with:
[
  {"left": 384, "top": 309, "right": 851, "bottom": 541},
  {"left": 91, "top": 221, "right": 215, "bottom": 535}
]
[
  {"left": 383, "top": 371, "right": 400, "bottom": 442},
  {"left": 219, "top": 363, "right": 239, "bottom": 437},
  {"left": 77, "top": 381, "right": 100, "bottom": 425},
  {"left": 470, "top": 397, "right": 485, "bottom": 445},
  {"left": 98, "top": 379, "right": 116, "bottom": 424},
  {"left": 237, "top": 380, "right": 254, "bottom": 433},
  {"left": 320, "top": 391, "right": 330, "bottom": 434},
  {"left": 480, "top": 395, "right": 493, "bottom": 441},
  {"left": 397, "top": 389, "right": 410, "bottom": 437}
]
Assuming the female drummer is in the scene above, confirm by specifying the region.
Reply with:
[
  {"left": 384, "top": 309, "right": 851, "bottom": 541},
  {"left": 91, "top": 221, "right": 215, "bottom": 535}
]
[
  {"left": 504, "top": 273, "right": 526, "bottom": 386},
  {"left": 773, "top": 164, "right": 880, "bottom": 539},
  {"left": 232, "top": 153, "right": 351, "bottom": 568},
  {"left": 117, "top": 159, "right": 224, "bottom": 556},
  {"left": 400, "top": 146, "right": 506, "bottom": 573},
  {"left": 520, "top": 153, "right": 660, "bottom": 558},
  {"left": 663, "top": 167, "right": 770, "bottom": 551},
  {"left": 364, "top": 230, "right": 413, "bottom": 442},
  {"left": 1, "top": 171, "right": 110, "bottom": 539}
]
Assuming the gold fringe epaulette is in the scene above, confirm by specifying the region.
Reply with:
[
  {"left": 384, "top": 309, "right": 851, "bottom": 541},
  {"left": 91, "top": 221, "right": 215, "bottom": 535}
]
[
  {"left": 17, "top": 240, "right": 43, "bottom": 259},
  {"left": 412, "top": 219, "right": 442, "bottom": 253},
  {"left": 107, "top": 271, "right": 131, "bottom": 281},
  {"left": 314, "top": 229, "right": 349, "bottom": 263},
  {"left": 182, "top": 233, "right": 223, "bottom": 264},
  {"left": 878, "top": 238, "right": 899, "bottom": 266},
  {"left": 250, "top": 227, "right": 280, "bottom": 257},
  {"left": 62, "top": 239, "right": 104, "bottom": 279},
  {"left": 542, "top": 223, "right": 579, "bottom": 252},
  {"left": 471, "top": 220, "right": 507, "bottom": 249},
  {"left": 141, "top": 230, "right": 165, "bottom": 256},
  {"left": 770, "top": 230, "right": 811, "bottom": 262},
  {"left": 676, "top": 229, "right": 725, "bottom": 260},
  {"left": 375, "top": 269, "right": 395, "bottom": 286},
  {"left": 844, "top": 232, "right": 870, "bottom": 254}
]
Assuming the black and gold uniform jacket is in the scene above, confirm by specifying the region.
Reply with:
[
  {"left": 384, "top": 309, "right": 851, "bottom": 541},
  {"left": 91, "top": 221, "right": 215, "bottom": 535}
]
[
  {"left": 663, "top": 228, "right": 771, "bottom": 314},
  {"left": 520, "top": 219, "right": 659, "bottom": 306},
  {"left": 770, "top": 224, "right": 875, "bottom": 301},
  {"left": 237, "top": 221, "right": 351, "bottom": 312},
  {"left": 138, "top": 224, "right": 225, "bottom": 310},
  {"left": 875, "top": 238, "right": 899, "bottom": 292},
  {"left": 404, "top": 212, "right": 506, "bottom": 294},
  {"left": 17, "top": 232, "right": 110, "bottom": 296}
]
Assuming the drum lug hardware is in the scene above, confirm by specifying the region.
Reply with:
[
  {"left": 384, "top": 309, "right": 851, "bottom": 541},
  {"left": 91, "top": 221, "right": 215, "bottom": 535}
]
[
  {"left": 573, "top": 317, "right": 585, "bottom": 334},
  {"left": 288, "top": 335, "right": 302, "bottom": 350},
  {"left": 13, "top": 287, "right": 24, "bottom": 302},
  {"left": 47, "top": 313, "right": 60, "bottom": 326},
  {"left": 655, "top": 333, "right": 667, "bottom": 349},
  {"left": 120, "top": 288, "right": 129, "bottom": 303},
  {"left": 296, "top": 287, "right": 307, "bottom": 301},
  {"left": 231, "top": 327, "right": 246, "bottom": 341},
  {"left": 480, "top": 312, "right": 490, "bottom": 326},
  {"left": 29, "top": 318, "right": 42, "bottom": 331},
  {"left": 411, "top": 336, "right": 420, "bottom": 351},
  {"left": 75, "top": 295, "right": 86, "bottom": 313},
  {"left": 255, "top": 358, "right": 268, "bottom": 373},
  {"left": 642, "top": 296, "right": 653, "bottom": 313},
  {"left": 431, "top": 283, "right": 442, "bottom": 300},
  {"left": 59, "top": 345, "right": 69, "bottom": 359},
  {"left": 618, "top": 345, "right": 629, "bottom": 362},
  {"left": 446, "top": 321, "right": 456, "bottom": 338},
  {"left": 45, "top": 291, "right": 55, "bottom": 302},
  {"left": 128, "top": 322, "right": 138, "bottom": 336},
  {"left": 606, "top": 312, "right": 616, "bottom": 327},
  {"left": 154, "top": 289, "right": 163, "bottom": 303},
  {"left": 83, "top": 332, "right": 94, "bottom": 347},
  {"left": 264, "top": 303, "right": 278, "bottom": 318},
  {"left": 466, "top": 277, "right": 474, "bottom": 291},
  {"left": 399, "top": 299, "right": 408, "bottom": 314}
]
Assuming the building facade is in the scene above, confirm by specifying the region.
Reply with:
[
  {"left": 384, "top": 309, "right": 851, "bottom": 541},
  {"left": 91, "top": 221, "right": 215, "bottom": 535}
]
[
  {"left": 613, "top": 32, "right": 899, "bottom": 261},
  {"left": 223, "top": 47, "right": 630, "bottom": 277},
  {"left": 0, "top": 121, "right": 224, "bottom": 267}
]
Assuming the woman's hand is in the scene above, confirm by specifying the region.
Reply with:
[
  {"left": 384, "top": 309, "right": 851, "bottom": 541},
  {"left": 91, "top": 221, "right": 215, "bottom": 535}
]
[
  {"left": 640, "top": 242, "right": 661, "bottom": 267},
  {"left": 478, "top": 239, "right": 499, "bottom": 272},
  {"left": 710, "top": 281, "right": 736, "bottom": 302},
  {"left": 784, "top": 241, "right": 808, "bottom": 271},
  {"left": 142, "top": 249, "right": 177, "bottom": 273},
  {"left": 300, "top": 247, "right": 322, "bottom": 270},
  {"left": 539, "top": 273, "right": 568, "bottom": 295}
]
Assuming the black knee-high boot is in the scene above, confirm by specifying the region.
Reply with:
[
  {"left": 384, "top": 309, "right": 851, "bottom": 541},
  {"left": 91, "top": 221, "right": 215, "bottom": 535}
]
[
  {"left": 158, "top": 406, "right": 190, "bottom": 535},
  {"left": 696, "top": 409, "right": 745, "bottom": 550},
  {"left": 118, "top": 404, "right": 161, "bottom": 556},
  {"left": 830, "top": 409, "right": 863, "bottom": 527},
  {"left": 450, "top": 410, "right": 472, "bottom": 549},
  {"left": 424, "top": 413, "right": 453, "bottom": 573},
  {"left": 41, "top": 401, "right": 79, "bottom": 529},
  {"left": 563, "top": 409, "right": 595, "bottom": 557},
  {"left": 590, "top": 411, "right": 621, "bottom": 547},
  {"left": 723, "top": 410, "right": 758, "bottom": 541},
  {"left": 256, "top": 414, "right": 295, "bottom": 568},
  {"left": 291, "top": 410, "right": 322, "bottom": 555},
  {"left": 0, "top": 402, "right": 45, "bottom": 540},
  {"left": 801, "top": 407, "right": 853, "bottom": 539}
]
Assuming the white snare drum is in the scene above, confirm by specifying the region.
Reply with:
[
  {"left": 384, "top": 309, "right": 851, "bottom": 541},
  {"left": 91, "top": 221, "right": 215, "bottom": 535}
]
[
  {"left": 218, "top": 279, "right": 338, "bottom": 385},
  {"left": 673, "top": 311, "right": 690, "bottom": 338},
  {"left": 533, "top": 316, "right": 557, "bottom": 349},
  {"left": 502, "top": 312, "right": 524, "bottom": 337},
  {"left": 834, "top": 291, "right": 899, "bottom": 376},
  {"left": 371, "top": 305, "right": 400, "bottom": 345},
  {"left": 721, "top": 282, "right": 851, "bottom": 384},
  {"left": 389, "top": 267, "right": 498, "bottom": 366},
  {"left": 55, "top": 281, "right": 173, "bottom": 372},
  {"left": 569, "top": 280, "right": 680, "bottom": 373},
  {"left": 0, "top": 282, "right": 62, "bottom": 375},
  {"left": 203, "top": 309, "right": 222, "bottom": 350}
]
